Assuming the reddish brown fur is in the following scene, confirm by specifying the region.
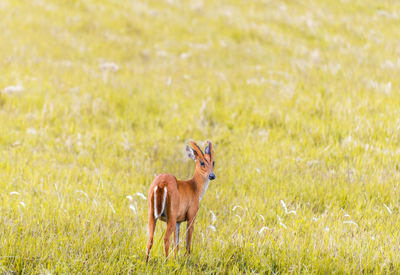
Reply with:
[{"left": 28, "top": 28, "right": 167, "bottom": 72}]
[{"left": 145, "top": 141, "right": 215, "bottom": 262}]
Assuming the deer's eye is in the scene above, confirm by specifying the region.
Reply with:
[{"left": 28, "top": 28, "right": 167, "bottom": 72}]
[{"left": 200, "top": 161, "right": 205, "bottom": 167}]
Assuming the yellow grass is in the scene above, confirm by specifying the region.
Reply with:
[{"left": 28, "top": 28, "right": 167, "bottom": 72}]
[{"left": 1, "top": 0, "right": 400, "bottom": 273}]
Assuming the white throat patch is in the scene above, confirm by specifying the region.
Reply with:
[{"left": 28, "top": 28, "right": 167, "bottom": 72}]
[{"left": 199, "top": 179, "right": 210, "bottom": 201}]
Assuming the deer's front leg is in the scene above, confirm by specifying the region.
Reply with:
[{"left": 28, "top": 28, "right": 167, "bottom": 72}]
[{"left": 185, "top": 208, "right": 198, "bottom": 254}]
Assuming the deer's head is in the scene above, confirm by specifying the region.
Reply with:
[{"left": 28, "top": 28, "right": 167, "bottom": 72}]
[{"left": 186, "top": 140, "right": 215, "bottom": 180}]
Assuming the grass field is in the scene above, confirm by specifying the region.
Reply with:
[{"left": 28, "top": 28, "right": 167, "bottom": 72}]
[{"left": 1, "top": 0, "right": 400, "bottom": 273}]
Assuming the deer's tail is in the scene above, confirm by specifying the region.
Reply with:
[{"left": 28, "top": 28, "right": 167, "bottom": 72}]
[{"left": 152, "top": 185, "right": 167, "bottom": 219}]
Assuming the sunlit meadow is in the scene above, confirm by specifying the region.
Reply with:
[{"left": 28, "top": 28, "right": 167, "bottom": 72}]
[{"left": 1, "top": 0, "right": 400, "bottom": 273}]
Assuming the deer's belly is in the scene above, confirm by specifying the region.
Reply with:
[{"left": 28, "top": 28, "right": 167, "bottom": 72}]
[
  {"left": 158, "top": 209, "right": 188, "bottom": 223},
  {"left": 158, "top": 210, "right": 186, "bottom": 222}
]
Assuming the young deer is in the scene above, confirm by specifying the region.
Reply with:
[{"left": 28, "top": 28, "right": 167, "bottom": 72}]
[{"left": 145, "top": 140, "right": 215, "bottom": 262}]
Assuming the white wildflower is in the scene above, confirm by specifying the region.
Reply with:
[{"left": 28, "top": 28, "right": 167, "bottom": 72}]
[
  {"left": 328, "top": 63, "right": 341, "bottom": 75},
  {"left": 232, "top": 205, "right": 243, "bottom": 211},
  {"left": 108, "top": 201, "right": 116, "bottom": 214},
  {"left": 207, "top": 225, "right": 216, "bottom": 232},
  {"left": 377, "top": 10, "right": 398, "bottom": 19},
  {"left": 156, "top": 50, "right": 168, "bottom": 57},
  {"left": 277, "top": 215, "right": 287, "bottom": 229},
  {"left": 126, "top": 195, "right": 133, "bottom": 201},
  {"left": 26, "top": 128, "right": 37, "bottom": 135},
  {"left": 307, "top": 160, "right": 320, "bottom": 167},
  {"left": 166, "top": 76, "right": 172, "bottom": 86},
  {"left": 366, "top": 80, "right": 392, "bottom": 94},
  {"left": 280, "top": 200, "right": 296, "bottom": 215},
  {"left": 121, "top": 138, "right": 131, "bottom": 151},
  {"left": 76, "top": 190, "right": 89, "bottom": 199},
  {"left": 210, "top": 210, "right": 216, "bottom": 224},
  {"left": 258, "top": 227, "right": 271, "bottom": 234},
  {"left": 180, "top": 52, "right": 191, "bottom": 59},
  {"left": 12, "top": 141, "right": 21, "bottom": 147},
  {"left": 235, "top": 215, "right": 242, "bottom": 223},
  {"left": 134, "top": 192, "right": 146, "bottom": 200},
  {"left": 99, "top": 62, "right": 119, "bottom": 72},
  {"left": 3, "top": 85, "right": 24, "bottom": 94},
  {"left": 381, "top": 60, "right": 395, "bottom": 69},
  {"left": 343, "top": 221, "right": 358, "bottom": 227},
  {"left": 246, "top": 77, "right": 265, "bottom": 86},
  {"left": 383, "top": 203, "right": 392, "bottom": 214}
]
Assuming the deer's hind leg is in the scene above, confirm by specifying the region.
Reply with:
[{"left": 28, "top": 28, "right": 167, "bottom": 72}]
[
  {"left": 163, "top": 216, "right": 177, "bottom": 260},
  {"left": 174, "top": 222, "right": 181, "bottom": 257},
  {"left": 146, "top": 206, "right": 157, "bottom": 262}
]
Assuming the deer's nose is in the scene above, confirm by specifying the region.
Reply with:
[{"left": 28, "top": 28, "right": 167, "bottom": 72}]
[{"left": 208, "top": 173, "right": 216, "bottom": 180}]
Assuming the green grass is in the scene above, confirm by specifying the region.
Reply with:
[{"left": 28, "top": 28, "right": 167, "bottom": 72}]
[{"left": 1, "top": 0, "right": 400, "bottom": 273}]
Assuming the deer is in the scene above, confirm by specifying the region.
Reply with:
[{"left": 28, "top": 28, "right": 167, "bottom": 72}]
[{"left": 145, "top": 140, "right": 216, "bottom": 262}]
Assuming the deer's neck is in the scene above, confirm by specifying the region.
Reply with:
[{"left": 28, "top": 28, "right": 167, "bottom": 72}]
[{"left": 192, "top": 170, "right": 210, "bottom": 201}]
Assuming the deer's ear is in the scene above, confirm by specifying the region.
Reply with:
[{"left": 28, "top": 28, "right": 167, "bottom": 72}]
[
  {"left": 205, "top": 140, "right": 213, "bottom": 160},
  {"left": 188, "top": 140, "right": 205, "bottom": 160},
  {"left": 205, "top": 145, "right": 209, "bottom": 154},
  {"left": 186, "top": 145, "right": 196, "bottom": 160}
]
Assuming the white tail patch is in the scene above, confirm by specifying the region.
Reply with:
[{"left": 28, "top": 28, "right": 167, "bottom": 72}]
[
  {"left": 162, "top": 187, "right": 167, "bottom": 215},
  {"left": 153, "top": 186, "right": 159, "bottom": 218},
  {"left": 154, "top": 186, "right": 168, "bottom": 219}
]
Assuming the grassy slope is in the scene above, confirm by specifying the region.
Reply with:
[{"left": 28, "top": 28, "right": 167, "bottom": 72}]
[{"left": 1, "top": 0, "right": 400, "bottom": 273}]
